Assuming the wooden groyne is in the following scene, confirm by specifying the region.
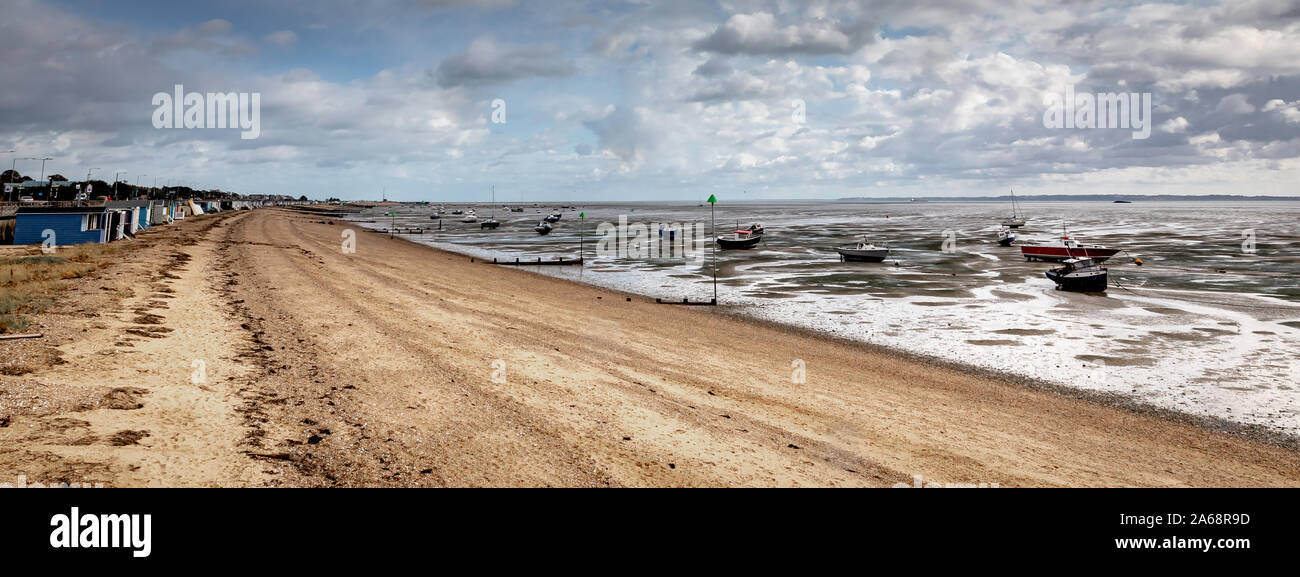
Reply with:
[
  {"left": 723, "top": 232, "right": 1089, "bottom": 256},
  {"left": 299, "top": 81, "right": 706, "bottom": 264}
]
[{"left": 490, "top": 256, "right": 583, "bottom": 266}]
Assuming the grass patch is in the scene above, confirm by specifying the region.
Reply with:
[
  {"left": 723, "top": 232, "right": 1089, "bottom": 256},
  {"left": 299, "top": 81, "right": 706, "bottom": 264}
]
[
  {"left": 0, "top": 245, "right": 116, "bottom": 285},
  {"left": 0, "top": 243, "right": 121, "bottom": 333},
  {"left": 0, "top": 288, "right": 52, "bottom": 333}
]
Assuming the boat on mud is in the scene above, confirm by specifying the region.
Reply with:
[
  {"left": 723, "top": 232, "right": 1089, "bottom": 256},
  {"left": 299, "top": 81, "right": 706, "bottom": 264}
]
[
  {"left": 835, "top": 239, "right": 890, "bottom": 262},
  {"left": 1045, "top": 257, "right": 1108, "bottom": 292},
  {"left": 997, "top": 227, "right": 1016, "bottom": 247},
  {"left": 1020, "top": 231, "right": 1119, "bottom": 262},
  {"left": 1001, "top": 188, "right": 1027, "bottom": 228},
  {"left": 716, "top": 232, "right": 762, "bottom": 250}
]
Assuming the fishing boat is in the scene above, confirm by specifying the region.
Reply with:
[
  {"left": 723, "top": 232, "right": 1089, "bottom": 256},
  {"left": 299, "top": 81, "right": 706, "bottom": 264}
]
[
  {"left": 997, "top": 227, "right": 1016, "bottom": 247},
  {"left": 534, "top": 221, "right": 553, "bottom": 235},
  {"left": 1001, "top": 188, "right": 1027, "bottom": 228},
  {"left": 835, "top": 238, "right": 890, "bottom": 262},
  {"left": 459, "top": 210, "right": 478, "bottom": 223},
  {"left": 715, "top": 230, "right": 762, "bottom": 250},
  {"left": 1020, "top": 231, "right": 1120, "bottom": 262},
  {"left": 480, "top": 219, "right": 499, "bottom": 229},
  {"left": 544, "top": 212, "right": 562, "bottom": 223},
  {"left": 1045, "top": 257, "right": 1108, "bottom": 292},
  {"left": 450, "top": 209, "right": 463, "bottom": 215}
]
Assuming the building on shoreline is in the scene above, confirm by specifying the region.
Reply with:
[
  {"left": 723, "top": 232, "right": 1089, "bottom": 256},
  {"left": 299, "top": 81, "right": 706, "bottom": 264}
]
[{"left": 13, "top": 205, "right": 115, "bottom": 245}]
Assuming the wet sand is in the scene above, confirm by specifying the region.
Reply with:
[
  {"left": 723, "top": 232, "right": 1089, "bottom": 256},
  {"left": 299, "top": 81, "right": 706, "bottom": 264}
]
[{"left": 2, "top": 207, "right": 1299, "bottom": 487}]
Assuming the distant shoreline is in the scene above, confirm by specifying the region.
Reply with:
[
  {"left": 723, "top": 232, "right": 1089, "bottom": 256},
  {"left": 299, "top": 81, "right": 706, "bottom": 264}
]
[{"left": 836, "top": 195, "right": 1300, "bottom": 203}]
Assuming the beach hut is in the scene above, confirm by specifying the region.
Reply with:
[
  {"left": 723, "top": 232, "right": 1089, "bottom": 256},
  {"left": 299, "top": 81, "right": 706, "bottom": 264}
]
[
  {"left": 150, "top": 202, "right": 170, "bottom": 225},
  {"left": 106, "top": 209, "right": 128, "bottom": 241},
  {"left": 106, "top": 200, "right": 154, "bottom": 235},
  {"left": 13, "top": 205, "right": 112, "bottom": 245}
]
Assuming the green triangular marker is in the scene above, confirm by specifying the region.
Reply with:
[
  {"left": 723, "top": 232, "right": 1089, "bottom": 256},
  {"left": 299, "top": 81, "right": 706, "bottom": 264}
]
[
  {"left": 706, "top": 194, "right": 717, "bottom": 204},
  {"left": 579, "top": 212, "right": 585, "bottom": 218}
]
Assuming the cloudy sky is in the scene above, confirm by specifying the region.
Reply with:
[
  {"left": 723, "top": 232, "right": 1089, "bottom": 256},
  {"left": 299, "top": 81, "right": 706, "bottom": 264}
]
[{"left": 1, "top": 0, "right": 1298, "bottom": 200}]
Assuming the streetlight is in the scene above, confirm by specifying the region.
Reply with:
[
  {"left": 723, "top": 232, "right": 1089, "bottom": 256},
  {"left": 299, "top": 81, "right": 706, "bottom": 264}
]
[
  {"left": 114, "top": 171, "right": 126, "bottom": 199},
  {"left": 17, "top": 157, "right": 52, "bottom": 200}
]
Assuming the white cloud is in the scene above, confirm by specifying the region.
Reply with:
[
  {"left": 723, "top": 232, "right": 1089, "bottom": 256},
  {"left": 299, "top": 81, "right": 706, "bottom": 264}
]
[
  {"left": 265, "top": 30, "right": 299, "bottom": 47},
  {"left": 1160, "top": 116, "right": 1190, "bottom": 133}
]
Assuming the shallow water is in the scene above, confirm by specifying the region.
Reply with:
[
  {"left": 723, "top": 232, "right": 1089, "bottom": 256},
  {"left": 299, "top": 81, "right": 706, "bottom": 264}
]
[{"left": 352, "top": 201, "right": 1300, "bottom": 436}]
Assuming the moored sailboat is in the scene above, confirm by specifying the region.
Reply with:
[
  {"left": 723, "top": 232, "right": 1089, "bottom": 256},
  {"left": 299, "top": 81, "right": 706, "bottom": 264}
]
[{"left": 1001, "top": 188, "right": 1027, "bottom": 228}]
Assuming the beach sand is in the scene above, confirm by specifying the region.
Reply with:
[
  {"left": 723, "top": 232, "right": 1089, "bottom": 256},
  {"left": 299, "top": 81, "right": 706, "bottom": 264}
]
[{"left": 2, "top": 207, "right": 1299, "bottom": 487}]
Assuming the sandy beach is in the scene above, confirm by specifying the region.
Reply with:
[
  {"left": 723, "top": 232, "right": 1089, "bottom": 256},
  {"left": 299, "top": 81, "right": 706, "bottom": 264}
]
[{"left": 2, "top": 207, "right": 1298, "bottom": 487}]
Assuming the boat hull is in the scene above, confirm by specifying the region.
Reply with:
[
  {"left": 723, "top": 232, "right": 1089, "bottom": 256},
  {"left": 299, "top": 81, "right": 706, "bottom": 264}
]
[
  {"left": 1021, "top": 245, "right": 1119, "bottom": 262},
  {"left": 836, "top": 248, "right": 888, "bottom": 262},
  {"left": 1045, "top": 270, "right": 1108, "bottom": 292},
  {"left": 716, "top": 235, "right": 761, "bottom": 250},
  {"left": 480, "top": 221, "right": 499, "bottom": 229},
  {"left": 997, "top": 236, "right": 1015, "bottom": 247}
]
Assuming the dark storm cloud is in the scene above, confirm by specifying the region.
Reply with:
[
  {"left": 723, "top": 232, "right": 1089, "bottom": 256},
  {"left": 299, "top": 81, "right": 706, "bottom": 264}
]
[
  {"left": 434, "top": 38, "right": 576, "bottom": 87},
  {"left": 694, "top": 12, "right": 876, "bottom": 55}
]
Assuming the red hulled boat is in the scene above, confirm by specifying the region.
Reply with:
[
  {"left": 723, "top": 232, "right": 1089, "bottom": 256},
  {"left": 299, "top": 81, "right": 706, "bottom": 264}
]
[{"left": 1020, "top": 234, "right": 1119, "bottom": 262}]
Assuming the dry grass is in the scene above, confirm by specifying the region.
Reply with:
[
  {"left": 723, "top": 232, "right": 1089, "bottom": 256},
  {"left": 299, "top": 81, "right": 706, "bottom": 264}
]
[{"left": 0, "top": 243, "right": 120, "bottom": 333}]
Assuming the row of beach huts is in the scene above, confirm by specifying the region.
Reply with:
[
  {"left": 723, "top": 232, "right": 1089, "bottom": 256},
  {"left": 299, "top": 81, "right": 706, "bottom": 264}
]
[{"left": 0, "top": 198, "right": 275, "bottom": 246}]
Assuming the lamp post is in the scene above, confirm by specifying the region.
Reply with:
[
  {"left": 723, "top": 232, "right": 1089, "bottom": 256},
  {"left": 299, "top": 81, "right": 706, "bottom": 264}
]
[
  {"left": 37, "top": 157, "right": 51, "bottom": 183},
  {"left": 3, "top": 151, "right": 16, "bottom": 202},
  {"left": 114, "top": 171, "right": 126, "bottom": 199},
  {"left": 707, "top": 194, "right": 718, "bottom": 304}
]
